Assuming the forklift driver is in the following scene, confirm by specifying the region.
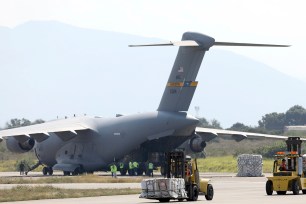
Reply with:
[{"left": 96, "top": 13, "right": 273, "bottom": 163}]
[{"left": 279, "top": 159, "right": 287, "bottom": 171}]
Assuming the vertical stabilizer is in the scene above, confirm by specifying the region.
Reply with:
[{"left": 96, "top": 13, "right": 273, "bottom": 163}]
[
  {"left": 129, "top": 32, "right": 289, "bottom": 112},
  {"left": 157, "top": 32, "right": 215, "bottom": 112}
]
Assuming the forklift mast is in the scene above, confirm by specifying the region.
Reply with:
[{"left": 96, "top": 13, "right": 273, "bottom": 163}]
[
  {"left": 286, "top": 137, "right": 302, "bottom": 155},
  {"left": 165, "top": 151, "right": 185, "bottom": 179}
]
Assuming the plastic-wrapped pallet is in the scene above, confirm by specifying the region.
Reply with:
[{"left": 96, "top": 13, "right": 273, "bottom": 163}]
[
  {"left": 237, "top": 154, "right": 263, "bottom": 177},
  {"left": 139, "top": 178, "right": 187, "bottom": 199}
]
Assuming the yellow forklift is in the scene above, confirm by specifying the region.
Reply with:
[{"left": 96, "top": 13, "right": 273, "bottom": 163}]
[
  {"left": 266, "top": 137, "right": 306, "bottom": 195},
  {"left": 140, "top": 151, "right": 213, "bottom": 202},
  {"left": 165, "top": 151, "right": 214, "bottom": 201}
]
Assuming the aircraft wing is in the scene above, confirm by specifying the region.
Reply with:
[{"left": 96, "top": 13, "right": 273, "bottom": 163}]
[
  {"left": 195, "top": 127, "right": 305, "bottom": 142},
  {"left": 0, "top": 118, "right": 91, "bottom": 143}
]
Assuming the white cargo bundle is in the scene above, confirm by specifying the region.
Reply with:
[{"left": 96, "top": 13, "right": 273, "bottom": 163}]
[
  {"left": 237, "top": 154, "right": 263, "bottom": 177},
  {"left": 139, "top": 178, "right": 187, "bottom": 199}
]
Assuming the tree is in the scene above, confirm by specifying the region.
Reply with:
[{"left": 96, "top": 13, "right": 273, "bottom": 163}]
[
  {"left": 258, "top": 112, "right": 285, "bottom": 132},
  {"left": 229, "top": 122, "right": 250, "bottom": 131},
  {"left": 197, "top": 117, "right": 210, "bottom": 127},
  {"left": 285, "top": 105, "right": 306, "bottom": 126},
  {"left": 4, "top": 118, "right": 45, "bottom": 129},
  {"left": 5, "top": 118, "right": 31, "bottom": 129},
  {"left": 210, "top": 119, "right": 222, "bottom": 129},
  {"left": 197, "top": 117, "right": 222, "bottom": 129}
]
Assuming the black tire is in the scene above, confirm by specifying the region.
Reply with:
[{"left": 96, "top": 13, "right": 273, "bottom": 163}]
[
  {"left": 48, "top": 168, "right": 53, "bottom": 176},
  {"left": 137, "top": 168, "right": 144, "bottom": 176},
  {"left": 128, "top": 169, "right": 134, "bottom": 176},
  {"left": 120, "top": 169, "right": 127, "bottom": 176},
  {"left": 276, "top": 191, "right": 286, "bottom": 195},
  {"left": 205, "top": 184, "right": 214, "bottom": 200},
  {"left": 292, "top": 180, "right": 299, "bottom": 195},
  {"left": 42, "top": 167, "right": 48, "bottom": 176},
  {"left": 302, "top": 190, "right": 306, "bottom": 194},
  {"left": 72, "top": 167, "right": 80, "bottom": 176},
  {"left": 187, "top": 185, "right": 199, "bottom": 201},
  {"left": 158, "top": 198, "right": 170, "bottom": 202},
  {"left": 63, "top": 171, "right": 70, "bottom": 176},
  {"left": 266, "top": 180, "right": 273, "bottom": 195}
]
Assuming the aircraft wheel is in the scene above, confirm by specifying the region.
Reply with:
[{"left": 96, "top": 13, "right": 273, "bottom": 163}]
[
  {"left": 292, "top": 180, "right": 299, "bottom": 195},
  {"left": 205, "top": 184, "right": 214, "bottom": 200},
  {"left": 120, "top": 169, "right": 127, "bottom": 176},
  {"left": 276, "top": 191, "right": 286, "bottom": 195},
  {"left": 72, "top": 167, "right": 80, "bottom": 176},
  {"left": 266, "top": 180, "right": 273, "bottom": 195},
  {"left": 42, "top": 167, "right": 48, "bottom": 176},
  {"left": 137, "top": 169, "right": 144, "bottom": 176},
  {"left": 158, "top": 198, "right": 170, "bottom": 202},
  {"left": 302, "top": 190, "right": 306, "bottom": 194},
  {"left": 48, "top": 168, "right": 53, "bottom": 176},
  {"left": 63, "top": 171, "right": 70, "bottom": 176}
]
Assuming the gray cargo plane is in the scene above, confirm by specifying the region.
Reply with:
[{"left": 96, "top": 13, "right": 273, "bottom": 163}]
[{"left": 0, "top": 32, "right": 291, "bottom": 175}]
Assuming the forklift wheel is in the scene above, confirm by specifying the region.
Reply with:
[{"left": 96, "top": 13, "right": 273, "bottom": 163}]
[
  {"left": 266, "top": 180, "right": 273, "bottom": 195},
  {"left": 192, "top": 185, "right": 199, "bottom": 201},
  {"left": 187, "top": 185, "right": 199, "bottom": 201},
  {"left": 292, "top": 180, "right": 299, "bottom": 195},
  {"left": 205, "top": 184, "right": 214, "bottom": 200}
]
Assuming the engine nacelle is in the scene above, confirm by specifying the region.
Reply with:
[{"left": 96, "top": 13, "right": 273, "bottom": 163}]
[
  {"left": 6, "top": 137, "right": 35, "bottom": 153},
  {"left": 189, "top": 136, "right": 206, "bottom": 153}
]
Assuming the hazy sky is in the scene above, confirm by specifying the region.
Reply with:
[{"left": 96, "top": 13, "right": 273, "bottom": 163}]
[{"left": 0, "top": 0, "right": 306, "bottom": 81}]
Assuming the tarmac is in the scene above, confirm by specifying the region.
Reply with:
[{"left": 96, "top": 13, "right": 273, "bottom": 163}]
[{"left": 1, "top": 172, "right": 306, "bottom": 204}]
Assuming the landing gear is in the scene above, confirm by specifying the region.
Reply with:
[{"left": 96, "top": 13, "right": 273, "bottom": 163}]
[
  {"left": 120, "top": 168, "right": 127, "bottom": 176},
  {"left": 63, "top": 165, "right": 84, "bottom": 176},
  {"left": 42, "top": 167, "right": 53, "bottom": 176},
  {"left": 63, "top": 171, "right": 71, "bottom": 176}
]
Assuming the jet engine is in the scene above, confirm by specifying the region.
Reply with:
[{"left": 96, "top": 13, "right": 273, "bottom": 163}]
[
  {"left": 6, "top": 137, "right": 35, "bottom": 153},
  {"left": 189, "top": 135, "right": 206, "bottom": 153}
]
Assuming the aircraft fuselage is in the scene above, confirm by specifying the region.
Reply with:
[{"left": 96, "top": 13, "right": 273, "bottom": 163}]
[{"left": 34, "top": 111, "right": 198, "bottom": 171}]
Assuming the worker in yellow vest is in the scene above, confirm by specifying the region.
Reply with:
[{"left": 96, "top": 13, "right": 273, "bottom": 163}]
[
  {"left": 133, "top": 161, "right": 139, "bottom": 176},
  {"left": 129, "top": 161, "right": 134, "bottom": 176},
  {"left": 110, "top": 163, "right": 117, "bottom": 178},
  {"left": 148, "top": 162, "right": 154, "bottom": 177}
]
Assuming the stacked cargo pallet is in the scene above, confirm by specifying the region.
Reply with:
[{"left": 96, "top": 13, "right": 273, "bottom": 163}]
[
  {"left": 237, "top": 154, "right": 263, "bottom": 177},
  {"left": 139, "top": 178, "right": 187, "bottom": 199}
]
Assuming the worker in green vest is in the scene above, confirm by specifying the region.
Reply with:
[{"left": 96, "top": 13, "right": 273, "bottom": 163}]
[
  {"left": 133, "top": 161, "right": 139, "bottom": 176},
  {"left": 129, "top": 161, "right": 134, "bottom": 176},
  {"left": 119, "top": 162, "right": 125, "bottom": 175},
  {"left": 110, "top": 163, "right": 117, "bottom": 178},
  {"left": 148, "top": 162, "right": 154, "bottom": 177}
]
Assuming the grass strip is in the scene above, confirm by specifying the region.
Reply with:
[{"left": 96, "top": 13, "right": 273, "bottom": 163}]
[
  {"left": 197, "top": 156, "right": 274, "bottom": 173},
  {"left": 0, "top": 175, "right": 143, "bottom": 184},
  {"left": 0, "top": 185, "right": 140, "bottom": 202}
]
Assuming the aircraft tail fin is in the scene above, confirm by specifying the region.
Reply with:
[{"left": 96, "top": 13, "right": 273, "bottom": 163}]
[
  {"left": 157, "top": 32, "right": 214, "bottom": 112},
  {"left": 130, "top": 32, "right": 289, "bottom": 112}
]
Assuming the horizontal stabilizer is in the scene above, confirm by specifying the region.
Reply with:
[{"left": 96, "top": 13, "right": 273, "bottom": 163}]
[
  {"left": 214, "top": 42, "right": 290, "bottom": 47},
  {"left": 129, "top": 40, "right": 199, "bottom": 47}
]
